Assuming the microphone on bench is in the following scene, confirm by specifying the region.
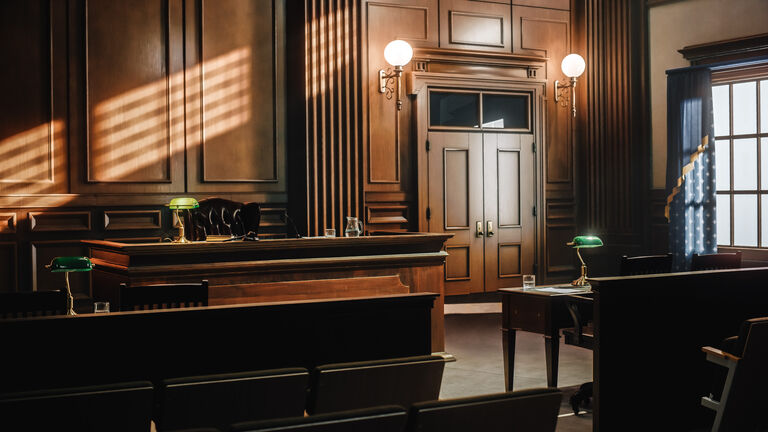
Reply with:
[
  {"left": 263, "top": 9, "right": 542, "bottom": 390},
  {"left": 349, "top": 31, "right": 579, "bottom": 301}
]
[{"left": 281, "top": 211, "right": 303, "bottom": 239}]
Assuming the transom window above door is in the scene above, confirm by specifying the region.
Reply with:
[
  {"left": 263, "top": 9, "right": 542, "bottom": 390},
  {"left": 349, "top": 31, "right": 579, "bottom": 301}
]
[
  {"left": 428, "top": 90, "right": 531, "bottom": 132},
  {"left": 713, "top": 72, "right": 768, "bottom": 248}
]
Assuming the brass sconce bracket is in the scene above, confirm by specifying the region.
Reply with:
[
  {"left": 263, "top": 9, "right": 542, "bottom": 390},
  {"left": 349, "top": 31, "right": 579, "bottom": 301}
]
[
  {"left": 554, "top": 76, "right": 578, "bottom": 117},
  {"left": 379, "top": 65, "right": 404, "bottom": 110}
]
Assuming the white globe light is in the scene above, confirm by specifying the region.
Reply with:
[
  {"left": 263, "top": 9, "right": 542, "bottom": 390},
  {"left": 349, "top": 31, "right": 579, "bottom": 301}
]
[
  {"left": 561, "top": 53, "right": 585, "bottom": 78},
  {"left": 383, "top": 40, "right": 413, "bottom": 67}
]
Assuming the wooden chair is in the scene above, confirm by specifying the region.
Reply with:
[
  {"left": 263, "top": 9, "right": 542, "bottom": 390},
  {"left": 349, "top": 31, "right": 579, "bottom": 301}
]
[
  {"left": 0, "top": 290, "right": 69, "bottom": 318},
  {"left": 619, "top": 253, "right": 673, "bottom": 275},
  {"left": 406, "top": 388, "right": 562, "bottom": 432},
  {"left": 691, "top": 251, "right": 742, "bottom": 271},
  {"left": 306, "top": 355, "right": 445, "bottom": 415},
  {"left": 0, "top": 380, "right": 154, "bottom": 431},
  {"left": 156, "top": 368, "right": 309, "bottom": 431},
  {"left": 702, "top": 317, "right": 768, "bottom": 432},
  {"left": 118, "top": 280, "right": 208, "bottom": 311},
  {"left": 230, "top": 405, "right": 407, "bottom": 432}
]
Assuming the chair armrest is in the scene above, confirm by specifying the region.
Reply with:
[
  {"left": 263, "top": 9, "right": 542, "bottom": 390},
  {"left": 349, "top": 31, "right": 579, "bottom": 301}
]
[{"left": 701, "top": 346, "right": 741, "bottom": 362}]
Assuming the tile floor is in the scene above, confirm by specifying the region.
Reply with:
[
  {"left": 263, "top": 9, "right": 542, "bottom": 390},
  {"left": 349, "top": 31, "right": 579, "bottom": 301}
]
[{"left": 440, "top": 310, "right": 592, "bottom": 432}]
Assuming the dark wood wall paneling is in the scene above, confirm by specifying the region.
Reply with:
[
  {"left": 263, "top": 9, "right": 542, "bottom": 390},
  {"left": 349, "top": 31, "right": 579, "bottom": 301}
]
[
  {"left": 0, "top": 0, "right": 287, "bottom": 296},
  {"left": 287, "top": 0, "right": 365, "bottom": 237},
  {"left": 573, "top": 0, "right": 648, "bottom": 276}
]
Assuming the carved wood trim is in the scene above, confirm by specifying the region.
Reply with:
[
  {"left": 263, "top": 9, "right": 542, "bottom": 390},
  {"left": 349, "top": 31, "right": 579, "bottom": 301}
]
[
  {"left": 103, "top": 210, "right": 162, "bottom": 231},
  {"left": 448, "top": 11, "right": 505, "bottom": 48},
  {"left": 366, "top": 204, "right": 409, "bottom": 225},
  {"left": 29, "top": 211, "right": 91, "bottom": 232},
  {"left": 679, "top": 33, "right": 768, "bottom": 66},
  {"left": 0, "top": 213, "right": 17, "bottom": 233}
]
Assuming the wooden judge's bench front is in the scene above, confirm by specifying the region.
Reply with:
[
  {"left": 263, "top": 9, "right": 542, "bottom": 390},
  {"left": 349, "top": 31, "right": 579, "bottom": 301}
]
[{"left": 84, "top": 233, "right": 451, "bottom": 352}]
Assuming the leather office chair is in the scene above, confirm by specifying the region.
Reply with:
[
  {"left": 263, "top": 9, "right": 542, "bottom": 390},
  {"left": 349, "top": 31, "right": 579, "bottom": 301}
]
[
  {"left": 156, "top": 368, "right": 309, "bottom": 431},
  {"left": 407, "top": 388, "right": 562, "bottom": 432},
  {"left": 691, "top": 251, "right": 742, "bottom": 271},
  {"left": 702, "top": 317, "right": 768, "bottom": 432},
  {"left": 117, "top": 280, "right": 208, "bottom": 311},
  {"left": 619, "top": 253, "right": 673, "bottom": 275},
  {"left": 306, "top": 355, "right": 445, "bottom": 415},
  {"left": 230, "top": 405, "right": 407, "bottom": 432},
  {"left": 183, "top": 198, "right": 261, "bottom": 241},
  {"left": 0, "top": 380, "right": 154, "bottom": 431},
  {"left": 0, "top": 290, "right": 69, "bottom": 318}
]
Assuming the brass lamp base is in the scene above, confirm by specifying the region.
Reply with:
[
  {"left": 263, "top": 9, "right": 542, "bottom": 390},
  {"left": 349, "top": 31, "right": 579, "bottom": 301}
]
[
  {"left": 173, "top": 209, "right": 190, "bottom": 243},
  {"left": 571, "top": 248, "right": 590, "bottom": 287},
  {"left": 65, "top": 272, "right": 76, "bottom": 316}
]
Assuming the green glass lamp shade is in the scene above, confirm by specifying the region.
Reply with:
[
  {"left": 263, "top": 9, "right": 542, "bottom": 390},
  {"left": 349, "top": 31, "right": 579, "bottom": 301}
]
[
  {"left": 568, "top": 235, "right": 603, "bottom": 248},
  {"left": 47, "top": 256, "right": 93, "bottom": 272},
  {"left": 169, "top": 197, "right": 199, "bottom": 210}
]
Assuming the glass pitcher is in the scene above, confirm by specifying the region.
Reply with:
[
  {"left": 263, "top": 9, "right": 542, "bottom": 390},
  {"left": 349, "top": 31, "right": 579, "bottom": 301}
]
[{"left": 344, "top": 216, "right": 363, "bottom": 237}]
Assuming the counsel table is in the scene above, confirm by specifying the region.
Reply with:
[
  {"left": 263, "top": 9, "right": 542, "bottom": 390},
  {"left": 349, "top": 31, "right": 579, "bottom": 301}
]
[
  {"left": 84, "top": 233, "right": 451, "bottom": 352},
  {"left": 499, "top": 285, "right": 592, "bottom": 390}
]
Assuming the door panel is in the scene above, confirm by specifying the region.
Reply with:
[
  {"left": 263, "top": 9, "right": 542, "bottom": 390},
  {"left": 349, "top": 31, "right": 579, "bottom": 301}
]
[
  {"left": 484, "top": 133, "right": 535, "bottom": 291},
  {"left": 427, "top": 132, "right": 484, "bottom": 295}
]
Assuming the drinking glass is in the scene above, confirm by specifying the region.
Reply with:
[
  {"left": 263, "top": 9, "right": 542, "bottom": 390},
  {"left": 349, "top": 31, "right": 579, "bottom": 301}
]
[
  {"left": 94, "top": 301, "right": 110, "bottom": 313},
  {"left": 324, "top": 228, "right": 336, "bottom": 237},
  {"left": 522, "top": 274, "right": 535, "bottom": 290}
]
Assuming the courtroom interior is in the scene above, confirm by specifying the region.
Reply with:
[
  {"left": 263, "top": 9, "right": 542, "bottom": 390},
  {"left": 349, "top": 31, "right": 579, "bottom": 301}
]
[{"left": 1, "top": 0, "right": 768, "bottom": 431}]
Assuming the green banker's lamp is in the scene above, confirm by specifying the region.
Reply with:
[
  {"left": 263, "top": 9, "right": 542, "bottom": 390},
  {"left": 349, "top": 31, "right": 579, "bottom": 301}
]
[
  {"left": 568, "top": 235, "right": 603, "bottom": 287},
  {"left": 46, "top": 256, "right": 93, "bottom": 316},
  {"left": 169, "top": 197, "right": 199, "bottom": 243}
]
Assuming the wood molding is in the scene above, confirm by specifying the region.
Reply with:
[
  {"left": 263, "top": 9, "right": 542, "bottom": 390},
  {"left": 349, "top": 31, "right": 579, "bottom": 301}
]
[
  {"left": 0, "top": 213, "right": 17, "bottom": 233},
  {"left": 103, "top": 210, "right": 162, "bottom": 231},
  {"left": 679, "top": 33, "right": 768, "bottom": 66},
  {"left": 29, "top": 211, "right": 91, "bottom": 232}
]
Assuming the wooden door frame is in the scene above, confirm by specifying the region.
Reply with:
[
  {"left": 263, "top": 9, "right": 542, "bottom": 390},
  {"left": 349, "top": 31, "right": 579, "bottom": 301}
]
[{"left": 408, "top": 71, "right": 547, "bottom": 281}]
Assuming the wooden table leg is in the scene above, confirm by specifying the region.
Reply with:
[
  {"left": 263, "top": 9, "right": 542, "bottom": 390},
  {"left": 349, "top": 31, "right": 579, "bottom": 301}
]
[
  {"left": 544, "top": 332, "right": 560, "bottom": 388},
  {"left": 502, "top": 327, "right": 517, "bottom": 391}
]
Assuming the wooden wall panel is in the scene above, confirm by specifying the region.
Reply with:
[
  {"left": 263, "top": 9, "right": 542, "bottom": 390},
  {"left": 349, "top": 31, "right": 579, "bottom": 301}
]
[
  {"left": 0, "top": 242, "right": 18, "bottom": 292},
  {"left": 440, "top": 0, "right": 511, "bottom": 52},
  {"left": 580, "top": 0, "right": 647, "bottom": 245},
  {"left": 287, "top": 0, "right": 366, "bottom": 236},
  {"left": 366, "top": 0, "right": 437, "bottom": 187},
  {"left": 0, "top": 213, "right": 17, "bottom": 234},
  {"left": 0, "top": 1, "right": 68, "bottom": 195},
  {"left": 184, "top": 0, "right": 286, "bottom": 194},
  {"left": 29, "top": 211, "right": 91, "bottom": 232},
  {"left": 103, "top": 210, "right": 162, "bottom": 231},
  {"left": 71, "top": 0, "right": 184, "bottom": 193}
]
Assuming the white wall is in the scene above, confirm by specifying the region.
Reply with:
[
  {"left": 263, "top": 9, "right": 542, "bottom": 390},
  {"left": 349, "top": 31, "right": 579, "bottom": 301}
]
[{"left": 649, "top": 0, "right": 768, "bottom": 189}]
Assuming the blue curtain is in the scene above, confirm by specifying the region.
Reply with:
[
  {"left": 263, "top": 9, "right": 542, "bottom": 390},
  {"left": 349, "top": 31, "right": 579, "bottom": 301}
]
[{"left": 665, "top": 67, "right": 717, "bottom": 272}]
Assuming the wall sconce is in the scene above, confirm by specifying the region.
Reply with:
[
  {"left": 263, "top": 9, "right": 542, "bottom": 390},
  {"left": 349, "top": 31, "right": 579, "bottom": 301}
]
[
  {"left": 379, "top": 40, "right": 413, "bottom": 111},
  {"left": 554, "top": 53, "right": 586, "bottom": 117}
]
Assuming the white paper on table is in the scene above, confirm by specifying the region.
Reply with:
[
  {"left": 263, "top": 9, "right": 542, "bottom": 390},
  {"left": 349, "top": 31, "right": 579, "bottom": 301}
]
[{"left": 535, "top": 287, "right": 586, "bottom": 294}]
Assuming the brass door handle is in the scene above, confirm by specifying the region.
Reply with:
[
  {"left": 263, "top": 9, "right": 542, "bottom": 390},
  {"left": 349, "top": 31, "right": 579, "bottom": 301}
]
[
  {"left": 487, "top": 220, "right": 495, "bottom": 237},
  {"left": 476, "top": 221, "right": 484, "bottom": 237}
]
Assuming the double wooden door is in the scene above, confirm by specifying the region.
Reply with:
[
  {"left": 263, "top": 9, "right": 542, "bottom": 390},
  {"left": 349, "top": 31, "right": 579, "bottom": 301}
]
[{"left": 428, "top": 131, "right": 535, "bottom": 295}]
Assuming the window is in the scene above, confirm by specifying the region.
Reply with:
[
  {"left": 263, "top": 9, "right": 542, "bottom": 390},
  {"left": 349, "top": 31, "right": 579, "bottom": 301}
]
[
  {"left": 713, "top": 69, "right": 768, "bottom": 248},
  {"left": 428, "top": 90, "right": 531, "bottom": 132}
]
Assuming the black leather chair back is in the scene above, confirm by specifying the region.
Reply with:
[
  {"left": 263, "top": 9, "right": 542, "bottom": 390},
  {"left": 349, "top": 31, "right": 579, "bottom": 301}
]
[
  {"left": 619, "top": 253, "right": 673, "bottom": 275},
  {"left": 231, "top": 405, "right": 407, "bottom": 432},
  {"left": 184, "top": 198, "right": 261, "bottom": 241},
  {"left": 0, "top": 381, "right": 154, "bottom": 431},
  {"left": 407, "top": 388, "right": 562, "bottom": 432},
  {"left": 156, "top": 368, "right": 309, "bottom": 431},
  {"left": 118, "top": 280, "right": 208, "bottom": 311},
  {"left": 307, "top": 355, "right": 445, "bottom": 415},
  {"left": 0, "top": 290, "right": 68, "bottom": 318},
  {"left": 691, "top": 251, "right": 742, "bottom": 271}
]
